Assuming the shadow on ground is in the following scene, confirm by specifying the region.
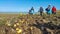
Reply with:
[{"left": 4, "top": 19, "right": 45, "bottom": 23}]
[{"left": 29, "top": 20, "right": 60, "bottom": 34}]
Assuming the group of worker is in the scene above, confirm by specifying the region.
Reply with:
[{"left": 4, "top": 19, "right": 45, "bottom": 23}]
[{"left": 29, "top": 5, "right": 56, "bottom": 16}]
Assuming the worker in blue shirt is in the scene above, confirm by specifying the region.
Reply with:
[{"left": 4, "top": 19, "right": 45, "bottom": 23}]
[
  {"left": 45, "top": 5, "right": 52, "bottom": 15},
  {"left": 29, "top": 7, "right": 34, "bottom": 15}
]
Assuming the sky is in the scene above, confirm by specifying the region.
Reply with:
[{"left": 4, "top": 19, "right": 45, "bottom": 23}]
[{"left": 0, "top": 0, "right": 60, "bottom": 12}]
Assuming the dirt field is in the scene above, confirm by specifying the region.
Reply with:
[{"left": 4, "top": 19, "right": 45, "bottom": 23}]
[{"left": 0, "top": 11, "right": 60, "bottom": 34}]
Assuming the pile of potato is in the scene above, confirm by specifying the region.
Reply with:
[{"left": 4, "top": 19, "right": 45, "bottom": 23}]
[{"left": 0, "top": 14, "right": 60, "bottom": 34}]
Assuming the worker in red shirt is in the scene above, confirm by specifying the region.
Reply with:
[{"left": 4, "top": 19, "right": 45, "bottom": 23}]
[{"left": 52, "top": 6, "right": 56, "bottom": 14}]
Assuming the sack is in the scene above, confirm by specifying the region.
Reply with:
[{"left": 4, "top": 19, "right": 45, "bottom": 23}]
[{"left": 45, "top": 8, "right": 50, "bottom": 11}]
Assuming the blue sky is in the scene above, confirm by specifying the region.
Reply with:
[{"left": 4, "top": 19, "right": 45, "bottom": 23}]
[{"left": 0, "top": 0, "right": 60, "bottom": 12}]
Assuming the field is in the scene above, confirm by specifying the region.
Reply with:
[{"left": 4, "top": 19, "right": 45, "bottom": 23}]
[{"left": 0, "top": 11, "right": 60, "bottom": 34}]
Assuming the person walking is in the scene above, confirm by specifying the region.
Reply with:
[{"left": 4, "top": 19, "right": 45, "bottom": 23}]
[
  {"left": 45, "top": 5, "right": 52, "bottom": 15},
  {"left": 52, "top": 6, "right": 56, "bottom": 14},
  {"left": 38, "top": 7, "right": 44, "bottom": 16},
  {"left": 29, "top": 7, "right": 34, "bottom": 15}
]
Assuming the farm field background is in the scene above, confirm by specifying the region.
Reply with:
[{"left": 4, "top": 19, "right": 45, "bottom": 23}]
[{"left": 0, "top": 11, "right": 60, "bottom": 34}]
